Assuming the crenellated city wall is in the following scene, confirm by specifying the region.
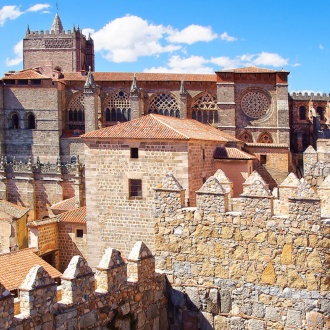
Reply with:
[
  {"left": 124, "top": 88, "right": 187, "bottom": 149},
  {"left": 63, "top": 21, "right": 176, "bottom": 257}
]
[
  {"left": 0, "top": 242, "right": 167, "bottom": 330},
  {"left": 154, "top": 171, "right": 330, "bottom": 329}
]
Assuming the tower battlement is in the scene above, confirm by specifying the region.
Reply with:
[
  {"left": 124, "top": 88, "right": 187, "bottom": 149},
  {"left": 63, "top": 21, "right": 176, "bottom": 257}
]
[
  {"left": 290, "top": 91, "right": 330, "bottom": 101},
  {"left": 23, "top": 14, "right": 94, "bottom": 72}
]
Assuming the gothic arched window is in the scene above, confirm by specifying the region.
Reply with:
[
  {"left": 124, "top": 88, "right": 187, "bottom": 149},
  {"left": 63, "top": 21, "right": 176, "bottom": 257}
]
[
  {"left": 67, "top": 93, "right": 85, "bottom": 131},
  {"left": 238, "top": 131, "right": 253, "bottom": 143},
  {"left": 148, "top": 93, "right": 180, "bottom": 117},
  {"left": 192, "top": 92, "right": 218, "bottom": 123},
  {"left": 104, "top": 91, "right": 131, "bottom": 125},
  {"left": 258, "top": 132, "right": 273, "bottom": 144}
]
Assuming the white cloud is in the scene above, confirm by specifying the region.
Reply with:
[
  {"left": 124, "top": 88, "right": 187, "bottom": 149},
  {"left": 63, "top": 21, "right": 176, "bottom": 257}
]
[
  {"left": 167, "top": 25, "right": 217, "bottom": 44},
  {"left": 293, "top": 63, "right": 301, "bottom": 67},
  {"left": 210, "top": 56, "right": 240, "bottom": 69},
  {"left": 82, "top": 28, "right": 95, "bottom": 37},
  {"left": 253, "top": 52, "right": 288, "bottom": 67},
  {"left": 26, "top": 4, "right": 51, "bottom": 12},
  {"left": 91, "top": 15, "right": 181, "bottom": 63},
  {"left": 6, "top": 40, "right": 23, "bottom": 66},
  {"left": 0, "top": 4, "right": 51, "bottom": 26},
  {"left": 145, "top": 51, "right": 291, "bottom": 73},
  {"left": 319, "top": 44, "right": 324, "bottom": 50},
  {"left": 145, "top": 55, "right": 214, "bottom": 74},
  {"left": 220, "top": 32, "right": 237, "bottom": 42},
  {"left": 0, "top": 5, "right": 22, "bottom": 26}
]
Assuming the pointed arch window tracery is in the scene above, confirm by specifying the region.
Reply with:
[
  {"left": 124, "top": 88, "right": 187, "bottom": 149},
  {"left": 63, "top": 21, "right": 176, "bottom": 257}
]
[
  {"left": 67, "top": 93, "right": 85, "bottom": 131},
  {"left": 148, "top": 93, "right": 180, "bottom": 117},
  {"left": 258, "top": 132, "right": 273, "bottom": 144},
  {"left": 104, "top": 91, "right": 131, "bottom": 125},
  {"left": 191, "top": 92, "right": 218, "bottom": 124},
  {"left": 238, "top": 131, "right": 253, "bottom": 143}
]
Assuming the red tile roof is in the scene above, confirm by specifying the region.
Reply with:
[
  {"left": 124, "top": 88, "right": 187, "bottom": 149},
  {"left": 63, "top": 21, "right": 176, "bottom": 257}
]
[
  {"left": 0, "top": 248, "right": 62, "bottom": 291},
  {"left": 214, "top": 147, "right": 255, "bottom": 160},
  {"left": 217, "top": 66, "right": 283, "bottom": 73},
  {"left": 3, "top": 68, "right": 50, "bottom": 80},
  {"left": 60, "top": 72, "right": 216, "bottom": 82},
  {"left": 0, "top": 200, "right": 29, "bottom": 219},
  {"left": 51, "top": 197, "right": 76, "bottom": 212},
  {"left": 82, "top": 114, "right": 239, "bottom": 142},
  {"left": 57, "top": 206, "right": 86, "bottom": 224}
]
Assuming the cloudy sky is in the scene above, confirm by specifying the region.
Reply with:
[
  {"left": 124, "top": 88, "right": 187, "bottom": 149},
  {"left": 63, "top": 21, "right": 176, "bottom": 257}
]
[{"left": 1, "top": 1, "right": 329, "bottom": 92}]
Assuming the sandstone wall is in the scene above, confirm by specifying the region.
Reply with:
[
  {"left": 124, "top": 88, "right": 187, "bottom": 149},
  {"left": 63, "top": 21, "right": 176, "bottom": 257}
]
[
  {"left": 154, "top": 172, "right": 330, "bottom": 329},
  {"left": 3, "top": 84, "right": 60, "bottom": 163}
]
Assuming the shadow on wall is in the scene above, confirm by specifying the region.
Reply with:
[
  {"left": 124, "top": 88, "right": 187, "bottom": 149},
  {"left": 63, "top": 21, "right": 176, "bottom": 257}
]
[{"left": 167, "top": 282, "right": 216, "bottom": 330}]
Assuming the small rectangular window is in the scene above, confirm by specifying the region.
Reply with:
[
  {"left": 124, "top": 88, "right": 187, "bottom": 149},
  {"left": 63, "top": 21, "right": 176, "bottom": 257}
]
[
  {"left": 31, "top": 79, "right": 41, "bottom": 85},
  {"left": 129, "top": 179, "right": 142, "bottom": 198},
  {"left": 5, "top": 80, "right": 15, "bottom": 85},
  {"left": 130, "top": 148, "right": 139, "bottom": 159},
  {"left": 260, "top": 154, "right": 267, "bottom": 165},
  {"left": 76, "top": 229, "right": 84, "bottom": 238},
  {"left": 18, "top": 80, "right": 28, "bottom": 85}
]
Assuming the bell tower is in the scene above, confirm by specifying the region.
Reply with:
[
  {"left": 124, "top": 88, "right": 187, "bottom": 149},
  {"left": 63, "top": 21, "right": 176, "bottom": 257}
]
[{"left": 23, "top": 13, "right": 94, "bottom": 72}]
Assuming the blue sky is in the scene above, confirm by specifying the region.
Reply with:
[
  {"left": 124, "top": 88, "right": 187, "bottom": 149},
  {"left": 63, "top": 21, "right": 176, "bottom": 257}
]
[{"left": 0, "top": 1, "right": 329, "bottom": 93}]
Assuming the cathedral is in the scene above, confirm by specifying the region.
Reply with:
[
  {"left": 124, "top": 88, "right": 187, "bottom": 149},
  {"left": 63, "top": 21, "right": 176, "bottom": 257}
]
[
  {"left": 0, "top": 13, "right": 329, "bottom": 330},
  {"left": 0, "top": 13, "right": 329, "bottom": 253}
]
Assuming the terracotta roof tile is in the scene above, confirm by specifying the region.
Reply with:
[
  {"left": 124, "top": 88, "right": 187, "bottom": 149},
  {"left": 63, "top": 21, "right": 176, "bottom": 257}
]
[
  {"left": 57, "top": 206, "right": 86, "bottom": 224},
  {"left": 214, "top": 147, "right": 255, "bottom": 160},
  {"left": 82, "top": 114, "right": 239, "bottom": 142},
  {"left": 60, "top": 72, "right": 216, "bottom": 82},
  {"left": 0, "top": 248, "right": 62, "bottom": 291},
  {"left": 0, "top": 200, "right": 29, "bottom": 219},
  {"left": 51, "top": 197, "right": 76, "bottom": 212},
  {"left": 217, "top": 66, "right": 281, "bottom": 73},
  {"left": 3, "top": 68, "right": 50, "bottom": 80}
]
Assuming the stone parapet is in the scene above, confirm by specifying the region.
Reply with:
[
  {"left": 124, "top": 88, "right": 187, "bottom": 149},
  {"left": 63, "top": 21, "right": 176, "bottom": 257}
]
[
  {"left": 154, "top": 171, "right": 330, "bottom": 329},
  {"left": 0, "top": 242, "right": 167, "bottom": 330}
]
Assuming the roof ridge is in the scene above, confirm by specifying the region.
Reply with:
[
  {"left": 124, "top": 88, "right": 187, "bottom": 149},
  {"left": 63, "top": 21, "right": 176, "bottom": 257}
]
[{"left": 151, "top": 114, "right": 190, "bottom": 140}]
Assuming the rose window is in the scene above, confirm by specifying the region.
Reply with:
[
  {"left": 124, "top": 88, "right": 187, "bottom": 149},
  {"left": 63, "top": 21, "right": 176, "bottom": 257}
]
[{"left": 241, "top": 91, "right": 270, "bottom": 119}]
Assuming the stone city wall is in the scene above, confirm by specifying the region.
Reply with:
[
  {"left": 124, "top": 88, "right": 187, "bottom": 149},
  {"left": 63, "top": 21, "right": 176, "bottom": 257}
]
[
  {"left": 0, "top": 242, "right": 167, "bottom": 330},
  {"left": 154, "top": 171, "right": 330, "bottom": 329}
]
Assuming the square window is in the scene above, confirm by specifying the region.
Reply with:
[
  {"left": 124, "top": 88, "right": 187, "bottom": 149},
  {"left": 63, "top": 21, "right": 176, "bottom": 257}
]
[
  {"left": 76, "top": 229, "right": 84, "bottom": 238},
  {"left": 129, "top": 179, "right": 142, "bottom": 198},
  {"left": 130, "top": 148, "right": 139, "bottom": 159}
]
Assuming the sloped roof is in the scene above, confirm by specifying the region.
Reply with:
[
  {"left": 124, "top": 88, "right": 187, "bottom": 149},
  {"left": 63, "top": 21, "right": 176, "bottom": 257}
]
[
  {"left": 82, "top": 114, "right": 239, "bottom": 142},
  {"left": 60, "top": 72, "right": 216, "bottom": 82},
  {"left": 217, "top": 66, "right": 281, "bottom": 73},
  {"left": 57, "top": 206, "right": 86, "bottom": 224},
  {"left": 51, "top": 13, "right": 64, "bottom": 34},
  {"left": 0, "top": 200, "right": 29, "bottom": 219},
  {"left": 0, "top": 248, "right": 62, "bottom": 291},
  {"left": 50, "top": 197, "right": 76, "bottom": 212},
  {"left": 213, "top": 147, "right": 255, "bottom": 160},
  {"left": 3, "top": 68, "right": 50, "bottom": 80}
]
